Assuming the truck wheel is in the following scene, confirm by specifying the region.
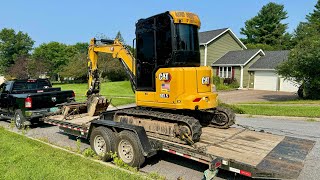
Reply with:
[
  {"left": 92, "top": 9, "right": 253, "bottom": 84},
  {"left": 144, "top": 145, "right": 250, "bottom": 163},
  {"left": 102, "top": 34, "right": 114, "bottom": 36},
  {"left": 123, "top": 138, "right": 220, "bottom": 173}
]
[
  {"left": 90, "top": 127, "right": 117, "bottom": 161},
  {"left": 116, "top": 130, "right": 145, "bottom": 167},
  {"left": 14, "top": 110, "right": 26, "bottom": 130}
]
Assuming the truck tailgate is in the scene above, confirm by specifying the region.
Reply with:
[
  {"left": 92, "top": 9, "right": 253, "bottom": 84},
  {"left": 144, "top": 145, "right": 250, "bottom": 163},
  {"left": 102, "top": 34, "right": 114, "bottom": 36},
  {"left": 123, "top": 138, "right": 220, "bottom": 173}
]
[{"left": 28, "top": 90, "right": 74, "bottom": 109}]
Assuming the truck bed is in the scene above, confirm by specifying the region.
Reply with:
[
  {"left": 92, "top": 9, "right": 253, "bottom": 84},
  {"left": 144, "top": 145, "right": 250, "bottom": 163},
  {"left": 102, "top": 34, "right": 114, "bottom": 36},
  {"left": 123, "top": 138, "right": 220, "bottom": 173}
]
[{"left": 43, "top": 112, "right": 315, "bottom": 179}]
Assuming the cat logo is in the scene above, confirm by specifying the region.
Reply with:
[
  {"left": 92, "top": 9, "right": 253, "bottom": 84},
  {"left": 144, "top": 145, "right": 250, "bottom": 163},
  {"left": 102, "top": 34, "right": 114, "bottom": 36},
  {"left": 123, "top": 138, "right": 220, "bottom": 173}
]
[
  {"left": 159, "top": 73, "right": 170, "bottom": 81},
  {"left": 202, "top": 77, "right": 210, "bottom": 85},
  {"left": 52, "top": 97, "right": 57, "bottom": 102}
]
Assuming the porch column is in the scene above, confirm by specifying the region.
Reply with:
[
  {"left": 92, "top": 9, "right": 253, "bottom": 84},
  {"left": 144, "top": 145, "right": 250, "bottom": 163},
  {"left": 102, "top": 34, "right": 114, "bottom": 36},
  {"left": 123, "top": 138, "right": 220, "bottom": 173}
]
[
  {"left": 204, "top": 44, "right": 208, "bottom": 66},
  {"left": 239, "top": 66, "right": 244, "bottom": 89}
]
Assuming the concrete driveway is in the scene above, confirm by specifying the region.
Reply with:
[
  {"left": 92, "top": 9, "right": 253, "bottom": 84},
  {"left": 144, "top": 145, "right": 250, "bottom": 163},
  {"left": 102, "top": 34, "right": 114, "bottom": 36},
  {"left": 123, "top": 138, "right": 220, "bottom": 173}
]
[{"left": 218, "top": 89, "right": 298, "bottom": 104}]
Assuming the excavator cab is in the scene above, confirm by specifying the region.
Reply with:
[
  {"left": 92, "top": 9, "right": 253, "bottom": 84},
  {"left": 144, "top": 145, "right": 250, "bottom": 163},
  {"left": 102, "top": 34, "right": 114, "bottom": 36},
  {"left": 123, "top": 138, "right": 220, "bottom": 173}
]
[{"left": 135, "top": 11, "right": 200, "bottom": 91}]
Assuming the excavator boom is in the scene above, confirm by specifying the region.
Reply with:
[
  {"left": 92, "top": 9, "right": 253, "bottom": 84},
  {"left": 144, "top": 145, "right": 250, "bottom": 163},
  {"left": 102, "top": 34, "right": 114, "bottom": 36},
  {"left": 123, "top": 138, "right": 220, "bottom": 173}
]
[{"left": 87, "top": 38, "right": 136, "bottom": 96}]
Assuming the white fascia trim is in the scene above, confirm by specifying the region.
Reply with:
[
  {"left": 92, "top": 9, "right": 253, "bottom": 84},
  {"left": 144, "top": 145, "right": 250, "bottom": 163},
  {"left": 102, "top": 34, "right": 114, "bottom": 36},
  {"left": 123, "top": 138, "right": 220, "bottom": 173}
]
[
  {"left": 205, "top": 28, "right": 230, "bottom": 45},
  {"left": 243, "top": 49, "right": 265, "bottom": 66},
  {"left": 228, "top": 28, "right": 247, "bottom": 49},
  {"left": 201, "top": 28, "right": 247, "bottom": 50},
  {"left": 249, "top": 68, "right": 276, "bottom": 71}
]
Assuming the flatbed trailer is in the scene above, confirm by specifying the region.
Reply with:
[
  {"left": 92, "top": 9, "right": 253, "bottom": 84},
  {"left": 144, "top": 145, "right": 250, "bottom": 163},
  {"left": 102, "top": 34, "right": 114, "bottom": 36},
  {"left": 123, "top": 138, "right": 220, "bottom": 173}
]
[{"left": 43, "top": 106, "right": 315, "bottom": 179}]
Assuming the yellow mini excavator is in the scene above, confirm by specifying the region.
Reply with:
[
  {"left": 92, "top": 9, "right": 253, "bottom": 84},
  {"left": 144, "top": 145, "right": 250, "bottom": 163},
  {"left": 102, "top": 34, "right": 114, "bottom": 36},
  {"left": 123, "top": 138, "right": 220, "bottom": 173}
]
[{"left": 86, "top": 11, "right": 235, "bottom": 144}]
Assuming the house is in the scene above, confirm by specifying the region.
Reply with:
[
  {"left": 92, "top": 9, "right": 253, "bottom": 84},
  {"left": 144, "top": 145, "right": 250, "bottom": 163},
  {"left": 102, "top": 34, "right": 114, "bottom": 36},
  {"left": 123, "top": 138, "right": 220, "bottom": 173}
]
[
  {"left": 249, "top": 51, "right": 298, "bottom": 92},
  {"left": 199, "top": 28, "right": 246, "bottom": 66},
  {"left": 211, "top": 49, "right": 265, "bottom": 89},
  {"left": 199, "top": 28, "right": 297, "bottom": 92}
]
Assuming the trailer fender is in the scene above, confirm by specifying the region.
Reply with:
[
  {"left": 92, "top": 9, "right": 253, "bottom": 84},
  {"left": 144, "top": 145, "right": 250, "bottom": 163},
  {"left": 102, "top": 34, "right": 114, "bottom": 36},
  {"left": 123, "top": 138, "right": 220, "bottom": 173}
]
[{"left": 89, "top": 119, "right": 156, "bottom": 157}]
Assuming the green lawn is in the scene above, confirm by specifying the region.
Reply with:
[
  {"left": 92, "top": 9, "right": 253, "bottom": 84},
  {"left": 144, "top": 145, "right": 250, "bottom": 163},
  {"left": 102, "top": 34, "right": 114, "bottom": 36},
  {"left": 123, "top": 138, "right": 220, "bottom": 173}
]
[
  {"left": 54, "top": 81, "right": 320, "bottom": 118},
  {"left": 0, "top": 127, "right": 142, "bottom": 180},
  {"left": 236, "top": 104, "right": 320, "bottom": 118},
  {"left": 54, "top": 81, "right": 135, "bottom": 105}
]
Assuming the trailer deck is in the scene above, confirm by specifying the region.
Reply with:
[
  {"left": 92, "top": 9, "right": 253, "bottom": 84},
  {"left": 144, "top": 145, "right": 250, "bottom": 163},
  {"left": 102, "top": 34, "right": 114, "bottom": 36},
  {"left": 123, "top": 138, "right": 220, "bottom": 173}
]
[{"left": 43, "top": 110, "right": 315, "bottom": 179}]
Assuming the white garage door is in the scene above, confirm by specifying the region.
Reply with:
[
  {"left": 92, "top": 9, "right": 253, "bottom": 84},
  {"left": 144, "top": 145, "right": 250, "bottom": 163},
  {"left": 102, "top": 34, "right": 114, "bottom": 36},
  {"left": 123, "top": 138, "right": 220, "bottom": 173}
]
[
  {"left": 280, "top": 78, "right": 299, "bottom": 92},
  {"left": 254, "top": 71, "right": 278, "bottom": 91}
]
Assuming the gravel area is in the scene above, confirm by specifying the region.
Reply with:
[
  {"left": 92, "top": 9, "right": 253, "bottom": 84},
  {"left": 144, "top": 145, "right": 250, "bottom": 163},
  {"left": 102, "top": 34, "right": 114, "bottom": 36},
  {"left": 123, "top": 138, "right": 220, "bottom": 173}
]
[{"left": 0, "top": 116, "right": 318, "bottom": 180}]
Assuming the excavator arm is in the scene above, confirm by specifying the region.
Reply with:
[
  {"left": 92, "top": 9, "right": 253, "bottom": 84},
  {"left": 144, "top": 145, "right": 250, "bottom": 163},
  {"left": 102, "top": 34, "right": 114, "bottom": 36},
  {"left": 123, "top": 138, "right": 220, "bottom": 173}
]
[{"left": 87, "top": 38, "right": 136, "bottom": 96}]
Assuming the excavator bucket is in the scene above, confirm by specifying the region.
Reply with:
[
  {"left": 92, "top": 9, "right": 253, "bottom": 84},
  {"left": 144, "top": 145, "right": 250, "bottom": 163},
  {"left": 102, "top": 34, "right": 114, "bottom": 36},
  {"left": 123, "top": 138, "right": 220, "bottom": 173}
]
[
  {"left": 86, "top": 95, "right": 110, "bottom": 116},
  {"left": 56, "top": 95, "right": 110, "bottom": 120}
]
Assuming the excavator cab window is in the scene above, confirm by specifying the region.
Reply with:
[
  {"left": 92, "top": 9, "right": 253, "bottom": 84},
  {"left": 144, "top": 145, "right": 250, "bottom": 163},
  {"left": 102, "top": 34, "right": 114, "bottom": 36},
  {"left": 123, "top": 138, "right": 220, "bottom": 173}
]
[
  {"left": 173, "top": 24, "right": 200, "bottom": 67},
  {"left": 136, "top": 18, "right": 156, "bottom": 91},
  {"left": 135, "top": 12, "right": 200, "bottom": 91}
]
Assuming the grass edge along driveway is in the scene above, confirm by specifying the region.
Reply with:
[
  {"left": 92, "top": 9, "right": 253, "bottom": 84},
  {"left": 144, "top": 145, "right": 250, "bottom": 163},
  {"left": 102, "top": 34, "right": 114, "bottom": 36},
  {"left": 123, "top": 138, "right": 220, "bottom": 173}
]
[
  {"left": 0, "top": 127, "right": 142, "bottom": 180},
  {"left": 234, "top": 104, "right": 320, "bottom": 118}
]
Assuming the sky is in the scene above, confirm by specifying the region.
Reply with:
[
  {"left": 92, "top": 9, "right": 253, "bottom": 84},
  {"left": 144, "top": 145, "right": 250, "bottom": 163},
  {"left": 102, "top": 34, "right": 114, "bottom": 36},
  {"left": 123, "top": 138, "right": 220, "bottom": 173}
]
[{"left": 0, "top": 0, "right": 317, "bottom": 47}]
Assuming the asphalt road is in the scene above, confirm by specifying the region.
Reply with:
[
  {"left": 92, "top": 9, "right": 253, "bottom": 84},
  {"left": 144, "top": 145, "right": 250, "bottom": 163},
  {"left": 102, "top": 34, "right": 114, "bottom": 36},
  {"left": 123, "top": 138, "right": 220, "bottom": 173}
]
[{"left": 0, "top": 116, "right": 319, "bottom": 180}]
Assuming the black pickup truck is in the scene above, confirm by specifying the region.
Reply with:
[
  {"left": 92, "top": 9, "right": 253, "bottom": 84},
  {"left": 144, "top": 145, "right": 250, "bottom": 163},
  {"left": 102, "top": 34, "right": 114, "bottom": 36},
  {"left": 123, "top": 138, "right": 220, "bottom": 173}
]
[{"left": 0, "top": 79, "right": 74, "bottom": 129}]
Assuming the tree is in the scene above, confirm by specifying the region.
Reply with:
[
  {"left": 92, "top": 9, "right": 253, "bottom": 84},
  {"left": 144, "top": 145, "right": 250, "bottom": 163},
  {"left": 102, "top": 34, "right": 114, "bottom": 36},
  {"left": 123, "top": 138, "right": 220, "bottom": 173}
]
[
  {"left": 32, "top": 42, "right": 78, "bottom": 75},
  {"left": 293, "top": 0, "right": 320, "bottom": 43},
  {"left": 245, "top": 43, "right": 276, "bottom": 51},
  {"left": 240, "top": 2, "right": 291, "bottom": 50},
  {"left": 277, "top": 0, "right": 320, "bottom": 99},
  {"left": 60, "top": 52, "right": 87, "bottom": 81},
  {"left": 27, "top": 58, "right": 50, "bottom": 79},
  {"left": 115, "top": 31, "right": 125, "bottom": 43},
  {"left": 0, "top": 28, "right": 34, "bottom": 72},
  {"left": 7, "top": 56, "right": 29, "bottom": 79},
  {"left": 72, "top": 42, "right": 89, "bottom": 53},
  {"left": 306, "top": 0, "right": 320, "bottom": 25},
  {"left": 277, "top": 34, "right": 320, "bottom": 99}
]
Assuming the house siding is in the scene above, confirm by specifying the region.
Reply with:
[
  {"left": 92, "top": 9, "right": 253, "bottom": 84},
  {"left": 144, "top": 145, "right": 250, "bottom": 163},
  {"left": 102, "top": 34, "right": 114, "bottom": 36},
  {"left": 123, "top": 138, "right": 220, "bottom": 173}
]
[
  {"left": 200, "top": 46, "right": 205, "bottom": 65},
  {"left": 212, "top": 67, "right": 219, "bottom": 76},
  {"left": 243, "top": 55, "right": 261, "bottom": 88},
  {"left": 204, "top": 32, "right": 244, "bottom": 66},
  {"left": 233, "top": 66, "right": 241, "bottom": 84}
]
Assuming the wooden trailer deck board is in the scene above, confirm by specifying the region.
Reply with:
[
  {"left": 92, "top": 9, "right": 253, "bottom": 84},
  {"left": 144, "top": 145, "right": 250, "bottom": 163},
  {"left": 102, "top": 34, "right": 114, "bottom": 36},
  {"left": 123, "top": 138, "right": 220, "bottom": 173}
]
[
  {"left": 47, "top": 114, "right": 98, "bottom": 126},
  {"left": 196, "top": 127, "right": 284, "bottom": 166}
]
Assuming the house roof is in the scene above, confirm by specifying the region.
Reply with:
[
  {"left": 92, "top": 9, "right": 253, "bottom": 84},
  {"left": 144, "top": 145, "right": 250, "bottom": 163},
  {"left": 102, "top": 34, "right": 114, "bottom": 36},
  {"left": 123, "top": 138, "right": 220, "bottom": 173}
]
[
  {"left": 212, "top": 49, "right": 265, "bottom": 66},
  {"left": 199, "top": 28, "right": 247, "bottom": 49},
  {"left": 199, "top": 28, "right": 228, "bottom": 44},
  {"left": 249, "top": 50, "right": 290, "bottom": 70}
]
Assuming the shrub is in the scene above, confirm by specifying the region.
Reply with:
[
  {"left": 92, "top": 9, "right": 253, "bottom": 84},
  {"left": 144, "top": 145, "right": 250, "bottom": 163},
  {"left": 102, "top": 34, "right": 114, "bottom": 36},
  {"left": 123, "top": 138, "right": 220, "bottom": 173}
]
[
  {"left": 212, "top": 76, "right": 222, "bottom": 85},
  {"left": 105, "top": 69, "right": 128, "bottom": 82}
]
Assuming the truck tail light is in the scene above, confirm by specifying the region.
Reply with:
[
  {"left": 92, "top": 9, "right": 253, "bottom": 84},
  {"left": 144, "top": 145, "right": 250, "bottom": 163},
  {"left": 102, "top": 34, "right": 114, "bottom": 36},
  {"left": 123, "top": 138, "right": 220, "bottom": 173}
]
[
  {"left": 72, "top": 92, "right": 75, "bottom": 97},
  {"left": 25, "top": 97, "right": 32, "bottom": 108}
]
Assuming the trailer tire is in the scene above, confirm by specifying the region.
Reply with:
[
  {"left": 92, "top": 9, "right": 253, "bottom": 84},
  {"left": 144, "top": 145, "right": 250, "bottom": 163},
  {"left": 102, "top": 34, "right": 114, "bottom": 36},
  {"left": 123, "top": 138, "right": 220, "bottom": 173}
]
[
  {"left": 14, "top": 109, "right": 26, "bottom": 130},
  {"left": 116, "top": 130, "right": 145, "bottom": 167},
  {"left": 90, "top": 127, "right": 117, "bottom": 161}
]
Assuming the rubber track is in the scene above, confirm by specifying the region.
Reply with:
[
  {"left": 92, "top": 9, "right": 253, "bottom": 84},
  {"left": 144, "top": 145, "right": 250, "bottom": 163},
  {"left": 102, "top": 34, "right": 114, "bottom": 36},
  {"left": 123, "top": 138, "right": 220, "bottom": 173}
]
[
  {"left": 114, "top": 108, "right": 202, "bottom": 142},
  {"left": 208, "top": 106, "right": 235, "bottom": 129}
]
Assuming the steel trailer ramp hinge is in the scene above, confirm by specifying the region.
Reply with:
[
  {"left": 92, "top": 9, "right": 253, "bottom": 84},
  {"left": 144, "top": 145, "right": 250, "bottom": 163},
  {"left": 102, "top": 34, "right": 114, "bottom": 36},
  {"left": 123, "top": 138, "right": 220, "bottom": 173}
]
[{"left": 204, "top": 169, "right": 219, "bottom": 180}]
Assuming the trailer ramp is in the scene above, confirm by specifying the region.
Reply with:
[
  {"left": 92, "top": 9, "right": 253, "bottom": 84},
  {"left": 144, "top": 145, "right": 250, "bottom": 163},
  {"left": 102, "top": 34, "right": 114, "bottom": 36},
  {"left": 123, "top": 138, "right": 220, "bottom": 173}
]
[{"left": 159, "top": 127, "right": 315, "bottom": 179}]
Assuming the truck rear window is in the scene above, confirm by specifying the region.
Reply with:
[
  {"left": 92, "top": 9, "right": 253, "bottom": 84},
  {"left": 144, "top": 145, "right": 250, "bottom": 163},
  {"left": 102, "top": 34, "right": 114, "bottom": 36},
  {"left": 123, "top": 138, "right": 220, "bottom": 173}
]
[{"left": 12, "top": 80, "right": 51, "bottom": 91}]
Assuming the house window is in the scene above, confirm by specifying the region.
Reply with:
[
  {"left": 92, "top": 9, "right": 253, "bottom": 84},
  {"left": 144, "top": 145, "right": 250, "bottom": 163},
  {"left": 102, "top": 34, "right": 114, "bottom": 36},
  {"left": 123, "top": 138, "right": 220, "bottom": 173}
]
[{"left": 219, "top": 67, "right": 232, "bottom": 78}]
